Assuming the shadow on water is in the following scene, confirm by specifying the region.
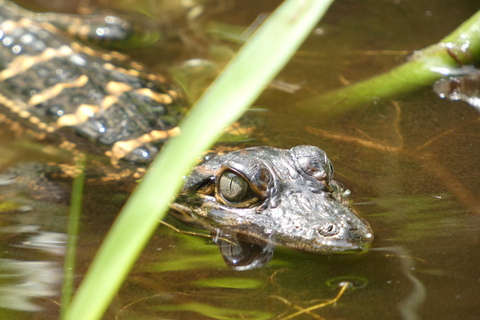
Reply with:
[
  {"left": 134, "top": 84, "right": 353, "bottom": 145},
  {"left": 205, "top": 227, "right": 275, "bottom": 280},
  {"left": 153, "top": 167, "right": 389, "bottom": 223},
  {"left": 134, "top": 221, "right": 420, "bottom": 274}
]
[{"left": 1, "top": 0, "right": 480, "bottom": 319}]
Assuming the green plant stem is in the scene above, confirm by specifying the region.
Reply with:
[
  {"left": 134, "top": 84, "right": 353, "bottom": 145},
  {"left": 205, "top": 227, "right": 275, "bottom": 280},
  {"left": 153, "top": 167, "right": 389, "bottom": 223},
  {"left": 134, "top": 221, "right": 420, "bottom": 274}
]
[
  {"left": 60, "top": 154, "right": 85, "bottom": 319},
  {"left": 64, "top": 1, "right": 335, "bottom": 319},
  {"left": 300, "top": 10, "right": 480, "bottom": 115}
]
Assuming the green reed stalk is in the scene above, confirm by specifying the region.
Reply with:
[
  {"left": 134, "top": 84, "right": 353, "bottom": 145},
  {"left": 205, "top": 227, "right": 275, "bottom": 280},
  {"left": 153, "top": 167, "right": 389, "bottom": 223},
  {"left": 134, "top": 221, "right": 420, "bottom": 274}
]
[
  {"left": 65, "top": 1, "right": 335, "bottom": 319},
  {"left": 60, "top": 154, "right": 85, "bottom": 319}
]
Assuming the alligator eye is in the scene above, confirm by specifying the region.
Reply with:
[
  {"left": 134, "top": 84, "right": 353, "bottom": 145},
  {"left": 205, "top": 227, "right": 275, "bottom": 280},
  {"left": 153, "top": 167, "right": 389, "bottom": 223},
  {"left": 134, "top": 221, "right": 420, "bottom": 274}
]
[
  {"left": 317, "top": 223, "right": 339, "bottom": 237},
  {"left": 218, "top": 170, "right": 257, "bottom": 205},
  {"left": 291, "top": 146, "right": 333, "bottom": 186}
]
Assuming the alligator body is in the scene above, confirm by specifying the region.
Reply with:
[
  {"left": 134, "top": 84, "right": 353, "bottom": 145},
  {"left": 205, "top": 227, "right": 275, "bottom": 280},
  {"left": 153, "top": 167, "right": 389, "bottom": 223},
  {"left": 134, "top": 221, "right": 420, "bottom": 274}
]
[{"left": 0, "top": 0, "right": 183, "bottom": 163}]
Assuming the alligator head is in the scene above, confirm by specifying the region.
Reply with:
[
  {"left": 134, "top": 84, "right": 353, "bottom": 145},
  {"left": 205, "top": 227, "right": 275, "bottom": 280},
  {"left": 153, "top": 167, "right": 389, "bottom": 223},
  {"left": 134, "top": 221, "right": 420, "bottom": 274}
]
[{"left": 171, "top": 145, "right": 373, "bottom": 267}]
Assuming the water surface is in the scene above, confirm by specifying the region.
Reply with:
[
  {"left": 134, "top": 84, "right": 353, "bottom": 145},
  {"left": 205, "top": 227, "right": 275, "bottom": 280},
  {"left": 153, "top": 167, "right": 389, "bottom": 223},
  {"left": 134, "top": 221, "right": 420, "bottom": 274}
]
[{"left": 1, "top": 0, "right": 480, "bottom": 319}]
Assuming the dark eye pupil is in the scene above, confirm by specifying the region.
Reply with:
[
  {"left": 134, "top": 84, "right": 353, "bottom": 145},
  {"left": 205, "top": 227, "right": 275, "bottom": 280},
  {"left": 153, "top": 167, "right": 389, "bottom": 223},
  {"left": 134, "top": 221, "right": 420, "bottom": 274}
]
[
  {"left": 328, "top": 160, "right": 334, "bottom": 181},
  {"left": 219, "top": 171, "right": 250, "bottom": 203},
  {"left": 318, "top": 223, "right": 339, "bottom": 236}
]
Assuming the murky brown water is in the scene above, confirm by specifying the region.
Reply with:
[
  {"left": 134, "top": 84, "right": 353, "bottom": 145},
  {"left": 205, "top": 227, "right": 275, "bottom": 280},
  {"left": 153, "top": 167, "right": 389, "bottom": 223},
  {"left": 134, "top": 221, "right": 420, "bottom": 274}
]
[{"left": 1, "top": 0, "right": 480, "bottom": 319}]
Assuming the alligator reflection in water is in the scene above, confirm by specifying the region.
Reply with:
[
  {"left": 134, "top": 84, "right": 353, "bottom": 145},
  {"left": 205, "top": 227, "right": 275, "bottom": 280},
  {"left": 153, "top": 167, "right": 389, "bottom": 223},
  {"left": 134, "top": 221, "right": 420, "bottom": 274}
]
[
  {"left": 172, "top": 145, "right": 374, "bottom": 269},
  {"left": 214, "top": 230, "right": 275, "bottom": 270}
]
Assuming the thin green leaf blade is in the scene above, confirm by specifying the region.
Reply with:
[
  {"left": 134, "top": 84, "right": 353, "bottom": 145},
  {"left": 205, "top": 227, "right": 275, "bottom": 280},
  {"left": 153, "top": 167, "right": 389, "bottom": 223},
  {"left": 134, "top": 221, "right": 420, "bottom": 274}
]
[{"left": 65, "top": 1, "right": 334, "bottom": 319}]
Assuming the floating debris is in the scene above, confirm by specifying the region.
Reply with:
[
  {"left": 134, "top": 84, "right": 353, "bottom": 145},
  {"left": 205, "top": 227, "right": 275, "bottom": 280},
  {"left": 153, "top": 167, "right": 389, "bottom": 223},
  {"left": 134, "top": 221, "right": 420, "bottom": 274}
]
[{"left": 433, "top": 67, "right": 480, "bottom": 110}]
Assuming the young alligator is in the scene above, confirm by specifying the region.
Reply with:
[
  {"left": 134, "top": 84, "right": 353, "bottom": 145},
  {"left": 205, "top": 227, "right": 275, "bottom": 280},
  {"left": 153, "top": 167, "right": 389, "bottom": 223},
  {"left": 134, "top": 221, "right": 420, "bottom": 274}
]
[{"left": 0, "top": 1, "right": 373, "bottom": 265}]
